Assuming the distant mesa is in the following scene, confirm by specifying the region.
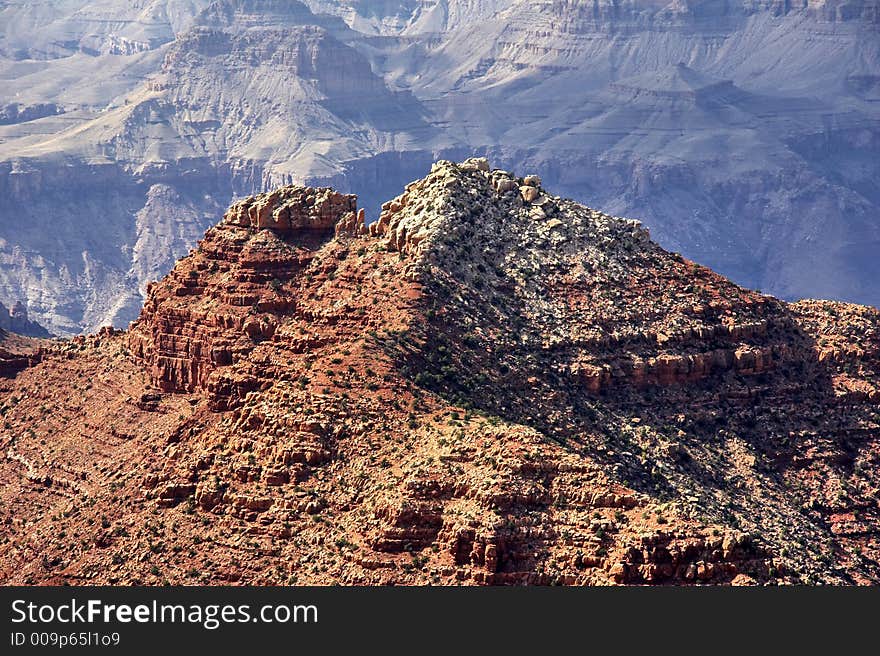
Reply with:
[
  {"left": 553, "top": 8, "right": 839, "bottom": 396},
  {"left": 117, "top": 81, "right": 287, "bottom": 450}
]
[
  {"left": 608, "top": 64, "right": 738, "bottom": 101},
  {"left": 0, "top": 102, "right": 64, "bottom": 126}
]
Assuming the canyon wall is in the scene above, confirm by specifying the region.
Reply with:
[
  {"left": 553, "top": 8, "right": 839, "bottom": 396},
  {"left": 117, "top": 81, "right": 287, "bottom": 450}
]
[{"left": 0, "top": 0, "right": 878, "bottom": 335}]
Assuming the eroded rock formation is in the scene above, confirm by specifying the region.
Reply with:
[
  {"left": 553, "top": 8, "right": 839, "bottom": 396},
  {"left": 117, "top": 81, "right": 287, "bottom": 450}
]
[
  {"left": 128, "top": 184, "right": 364, "bottom": 408},
  {"left": 0, "top": 159, "right": 877, "bottom": 586}
]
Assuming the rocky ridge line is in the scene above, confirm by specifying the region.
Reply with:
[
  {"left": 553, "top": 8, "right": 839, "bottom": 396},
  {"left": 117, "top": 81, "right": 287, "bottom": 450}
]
[{"left": 0, "top": 158, "right": 877, "bottom": 585}]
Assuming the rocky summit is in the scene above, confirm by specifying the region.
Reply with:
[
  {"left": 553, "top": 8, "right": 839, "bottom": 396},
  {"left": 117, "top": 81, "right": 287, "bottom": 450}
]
[{"left": 0, "top": 159, "right": 878, "bottom": 585}]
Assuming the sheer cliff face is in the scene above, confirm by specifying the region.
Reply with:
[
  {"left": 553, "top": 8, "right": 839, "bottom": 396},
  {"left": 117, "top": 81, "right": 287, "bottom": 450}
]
[
  {"left": 1, "top": 160, "right": 878, "bottom": 585},
  {"left": 0, "top": 0, "right": 878, "bottom": 335}
]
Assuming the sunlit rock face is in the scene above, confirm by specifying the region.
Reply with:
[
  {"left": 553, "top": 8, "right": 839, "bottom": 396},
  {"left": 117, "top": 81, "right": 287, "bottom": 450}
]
[
  {"left": 0, "top": 0, "right": 878, "bottom": 334},
  {"left": 1, "top": 159, "right": 879, "bottom": 585}
]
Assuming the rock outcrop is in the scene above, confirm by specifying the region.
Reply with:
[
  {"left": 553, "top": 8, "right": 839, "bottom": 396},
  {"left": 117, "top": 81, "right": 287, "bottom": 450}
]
[
  {"left": 0, "top": 160, "right": 878, "bottom": 586},
  {"left": 0, "top": 301, "right": 51, "bottom": 338},
  {"left": 223, "top": 186, "right": 358, "bottom": 232},
  {"left": 128, "top": 184, "right": 364, "bottom": 408},
  {"left": 0, "top": 332, "right": 43, "bottom": 378}
]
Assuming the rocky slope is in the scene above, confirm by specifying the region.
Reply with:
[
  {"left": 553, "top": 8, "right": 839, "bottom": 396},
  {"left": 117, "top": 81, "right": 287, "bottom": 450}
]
[
  {"left": 0, "top": 0, "right": 878, "bottom": 334},
  {"left": 0, "top": 159, "right": 877, "bottom": 585}
]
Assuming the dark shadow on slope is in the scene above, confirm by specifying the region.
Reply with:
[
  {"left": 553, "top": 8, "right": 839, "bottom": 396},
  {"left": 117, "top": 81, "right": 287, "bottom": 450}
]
[{"left": 383, "top": 258, "right": 880, "bottom": 581}]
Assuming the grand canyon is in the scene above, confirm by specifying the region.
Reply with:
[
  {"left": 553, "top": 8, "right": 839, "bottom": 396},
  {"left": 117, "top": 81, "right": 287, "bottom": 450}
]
[
  {"left": 1, "top": 0, "right": 878, "bottom": 336},
  {"left": 0, "top": 159, "right": 877, "bottom": 585}
]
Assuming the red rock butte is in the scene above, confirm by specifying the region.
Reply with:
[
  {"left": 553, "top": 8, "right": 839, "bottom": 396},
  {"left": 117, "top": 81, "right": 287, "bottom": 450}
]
[{"left": 0, "top": 158, "right": 878, "bottom": 585}]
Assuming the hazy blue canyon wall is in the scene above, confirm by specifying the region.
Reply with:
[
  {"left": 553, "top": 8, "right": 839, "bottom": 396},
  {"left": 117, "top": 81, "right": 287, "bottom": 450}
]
[{"left": 0, "top": 0, "right": 878, "bottom": 334}]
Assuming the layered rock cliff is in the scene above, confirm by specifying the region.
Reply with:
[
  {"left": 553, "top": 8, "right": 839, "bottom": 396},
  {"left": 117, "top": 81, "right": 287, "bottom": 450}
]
[
  {"left": 128, "top": 185, "right": 362, "bottom": 406},
  {"left": 0, "top": 159, "right": 877, "bottom": 585}
]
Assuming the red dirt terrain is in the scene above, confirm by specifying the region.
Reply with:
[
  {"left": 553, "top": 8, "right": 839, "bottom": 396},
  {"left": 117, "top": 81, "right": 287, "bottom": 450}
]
[{"left": 0, "top": 158, "right": 878, "bottom": 585}]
